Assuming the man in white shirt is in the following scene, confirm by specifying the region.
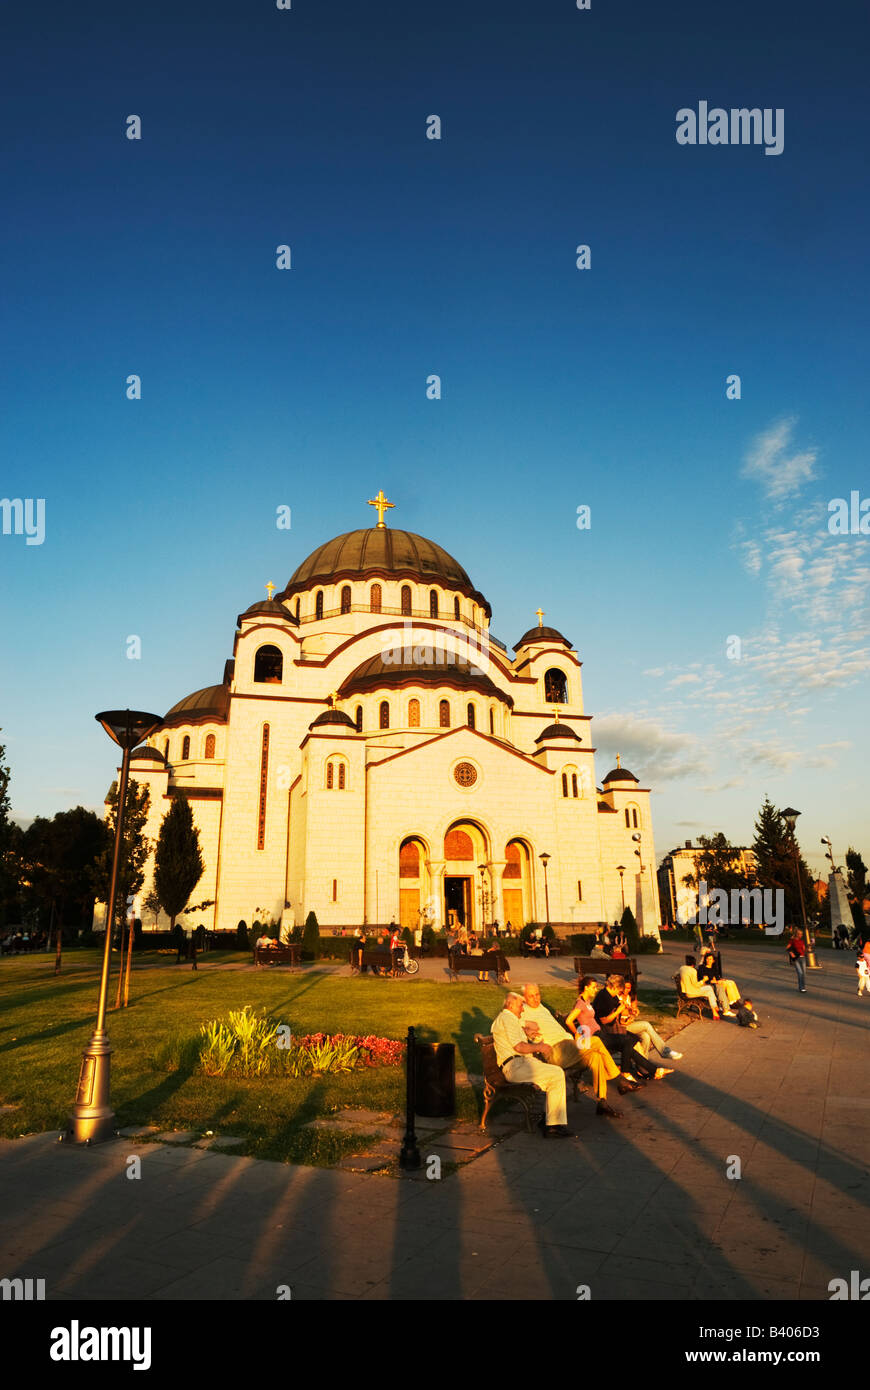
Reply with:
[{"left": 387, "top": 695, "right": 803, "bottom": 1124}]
[
  {"left": 521, "top": 982, "right": 626, "bottom": 1115},
  {"left": 490, "top": 992, "right": 569, "bottom": 1136}
]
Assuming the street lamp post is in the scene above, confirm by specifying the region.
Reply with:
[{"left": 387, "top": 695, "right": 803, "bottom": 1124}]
[
  {"left": 66, "top": 709, "right": 162, "bottom": 1144},
  {"left": 781, "top": 807, "right": 819, "bottom": 970},
  {"left": 616, "top": 865, "right": 626, "bottom": 915},
  {"left": 539, "top": 852, "right": 551, "bottom": 929}
]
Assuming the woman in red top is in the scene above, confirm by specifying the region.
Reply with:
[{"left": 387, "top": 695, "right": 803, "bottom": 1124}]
[{"left": 786, "top": 930, "right": 807, "bottom": 992}]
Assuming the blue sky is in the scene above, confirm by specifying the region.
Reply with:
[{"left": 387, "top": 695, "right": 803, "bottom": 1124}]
[{"left": 1, "top": 0, "right": 868, "bottom": 875}]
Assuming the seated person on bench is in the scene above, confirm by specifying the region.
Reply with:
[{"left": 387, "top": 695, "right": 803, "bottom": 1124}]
[
  {"left": 522, "top": 982, "right": 625, "bottom": 1117},
  {"left": 698, "top": 950, "right": 739, "bottom": 1017},
  {"left": 593, "top": 974, "right": 672, "bottom": 1082},
  {"left": 679, "top": 957, "right": 721, "bottom": 1017},
  {"left": 490, "top": 992, "right": 570, "bottom": 1137}
]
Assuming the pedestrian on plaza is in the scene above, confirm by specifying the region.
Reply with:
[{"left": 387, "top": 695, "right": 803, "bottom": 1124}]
[{"left": 786, "top": 929, "right": 807, "bottom": 992}]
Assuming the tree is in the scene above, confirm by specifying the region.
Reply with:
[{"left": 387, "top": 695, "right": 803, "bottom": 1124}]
[
  {"left": 302, "top": 910, "right": 320, "bottom": 960},
  {"left": 21, "top": 807, "right": 109, "bottom": 933},
  {"left": 91, "top": 781, "right": 151, "bottom": 934},
  {"left": 153, "top": 797, "right": 204, "bottom": 930},
  {"left": 752, "top": 796, "right": 817, "bottom": 929},
  {"left": 682, "top": 832, "right": 754, "bottom": 897},
  {"left": 620, "top": 905, "right": 640, "bottom": 953},
  {"left": 0, "top": 738, "right": 17, "bottom": 927},
  {"left": 846, "top": 847, "right": 868, "bottom": 933},
  {"left": 142, "top": 888, "right": 162, "bottom": 931}
]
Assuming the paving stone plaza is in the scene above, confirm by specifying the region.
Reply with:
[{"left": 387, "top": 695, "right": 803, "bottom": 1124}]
[{"left": 2, "top": 940, "right": 867, "bottom": 1302}]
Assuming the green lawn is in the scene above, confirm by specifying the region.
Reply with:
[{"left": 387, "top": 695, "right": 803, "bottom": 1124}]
[{"left": 0, "top": 951, "right": 682, "bottom": 1165}]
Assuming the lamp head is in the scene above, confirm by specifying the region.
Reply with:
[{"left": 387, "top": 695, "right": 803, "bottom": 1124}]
[
  {"left": 95, "top": 709, "right": 163, "bottom": 751},
  {"left": 781, "top": 807, "right": 801, "bottom": 832}
]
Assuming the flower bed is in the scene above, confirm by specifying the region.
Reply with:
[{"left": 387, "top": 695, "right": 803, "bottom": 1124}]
[{"left": 197, "top": 1007, "right": 405, "bottom": 1078}]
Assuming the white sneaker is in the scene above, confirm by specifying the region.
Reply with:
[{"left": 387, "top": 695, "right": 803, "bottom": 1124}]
[
  {"left": 666, "top": 1049, "right": 683, "bottom": 1060},
  {"left": 723, "top": 1010, "right": 737, "bottom": 1018}
]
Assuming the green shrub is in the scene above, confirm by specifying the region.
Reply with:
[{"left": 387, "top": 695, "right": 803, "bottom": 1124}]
[{"left": 302, "top": 910, "right": 320, "bottom": 960}]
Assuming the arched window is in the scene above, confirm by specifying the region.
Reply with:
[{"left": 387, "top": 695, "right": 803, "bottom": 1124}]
[
  {"left": 544, "top": 668, "right": 568, "bottom": 704},
  {"left": 454, "top": 596, "right": 460, "bottom": 620},
  {"left": 401, "top": 585, "right": 412, "bottom": 615},
  {"left": 439, "top": 699, "right": 450, "bottom": 728},
  {"left": 355, "top": 705, "right": 363, "bottom": 733},
  {"left": 182, "top": 735, "right": 190, "bottom": 760},
  {"left": 429, "top": 589, "right": 439, "bottom": 618},
  {"left": 379, "top": 700, "right": 390, "bottom": 730},
  {"left": 562, "top": 772, "right": 569, "bottom": 797},
  {"left": 625, "top": 808, "right": 631, "bottom": 828},
  {"left": 489, "top": 708, "right": 494, "bottom": 735},
  {"left": 571, "top": 772, "right": 578, "bottom": 797},
  {"left": 205, "top": 733, "right": 216, "bottom": 759},
  {"left": 631, "top": 806, "right": 639, "bottom": 828},
  {"left": 163, "top": 738, "right": 170, "bottom": 760},
  {"left": 467, "top": 702, "right": 475, "bottom": 729},
  {"left": 315, "top": 591, "right": 324, "bottom": 620},
  {"left": 338, "top": 763, "right": 346, "bottom": 790},
  {"left": 327, "top": 762, "right": 334, "bottom": 789},
  {"left": 295, "top": 598, "right": 300, "bottom": 621},
  {"left": 408, "top": 698, "right": 420, "bottom": 727},
  {"left": 370, "top": 583, "right": 382, "bottom": 613},
  {"left": 254, "top": 644, "right": 283, "bottom": 683},
  {"left": 340, "top": 585, "right": 351, "bottom": 614}
]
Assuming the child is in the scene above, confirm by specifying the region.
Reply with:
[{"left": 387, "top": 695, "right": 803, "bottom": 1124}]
[
  {"left": 734, "top": 998, "right": 759, "bottom": 1028},
  {"left": 857, "top": 953, "right": 870, "bottom": 997}
]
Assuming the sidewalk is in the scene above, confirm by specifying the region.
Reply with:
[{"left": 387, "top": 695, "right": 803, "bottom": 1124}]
[{"left": 1, "top": 943, "right": 867, "bottom": 1300}]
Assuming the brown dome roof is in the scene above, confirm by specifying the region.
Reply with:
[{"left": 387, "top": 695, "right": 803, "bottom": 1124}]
[
  {"left": 164, "top": 684, "right": 230, "bottom": 727},
  {"left": 534, "top": 723, "right": 582, "bottom": 744},
  {"left": 279, "top": 528, "right": 491, "bottom": 616},
  {"left": 338, "top": 653, "right": 512, "bottom": 706},
  {"left": 514, "top": 625, "right": 572, "bottom": 651}
]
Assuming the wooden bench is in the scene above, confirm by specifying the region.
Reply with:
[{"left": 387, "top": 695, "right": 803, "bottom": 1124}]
[
  {"left": 673, "top": 971, "right": 716, "bottom": 1019},
  {"left": 474, "top": 1031, "right": 589, "bottom": 1130},
  {"left": 253, "top": 943, "right": 301, "bottom": 969},
  {"left": 574, "top": 955, "right": 638, "bottom": 994},
  {"left": 447, "top": 950, "right": 509, "bottom": 983}
]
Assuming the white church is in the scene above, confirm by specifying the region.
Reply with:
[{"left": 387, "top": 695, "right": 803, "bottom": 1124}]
[{"left": 113, "top": 493, "right": 662, "bottom": 938}]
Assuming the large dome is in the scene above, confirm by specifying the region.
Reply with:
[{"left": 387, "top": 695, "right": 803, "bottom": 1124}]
[{"left": 279, "top": 528, "right": 490, "bottom": 615}]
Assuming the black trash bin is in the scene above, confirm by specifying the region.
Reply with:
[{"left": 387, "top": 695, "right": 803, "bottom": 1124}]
[{"left": 414, "top": 1042, "right": 456, "bottom": 1118}]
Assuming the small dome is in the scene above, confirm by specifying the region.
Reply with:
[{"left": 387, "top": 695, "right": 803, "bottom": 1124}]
[
  {"left": 164, "top": 684, "right": 230, "bottom": 727},
  {"left": 308, "top": 708, "right": 357, "bottom": 731},
  {"left": 238, "top": 598, "right": 297, "bottom": 625},
  {"left": 534, "top": 723, "right": 582, "bottom": 744},
  {"left": 130, "top": 745, "right": 165, "bottom": 763},
  {"left": 514, "top": 625, "right": 572, "bottom": 651},
  {"left": 602, "top": 766, "right": 639, "bottom": 784}
]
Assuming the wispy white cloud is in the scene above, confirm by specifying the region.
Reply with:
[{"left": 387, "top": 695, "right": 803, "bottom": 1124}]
[{"left": 741, "top": 417, "right": 818, "bottom": 502}]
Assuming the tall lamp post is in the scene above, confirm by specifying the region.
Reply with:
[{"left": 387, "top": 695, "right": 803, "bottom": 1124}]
[
  {"left": 477, "top": 863, "right": 490, "bottom": 935},
  {"left": 539, "top": 852, "right": 551, "bottom": 929},
  {"left": 780, "top": 807, "right": 819, "bottom": 970},
  {"left": 616, "top": 865, "right": 626, "bottom": 915},
  {"left": 66, "top": 709, "right": 162, "bottom": 1144}
]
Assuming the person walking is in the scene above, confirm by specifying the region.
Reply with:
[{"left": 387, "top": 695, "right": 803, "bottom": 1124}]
[{"left": 786, "top": 930, "right": 807, "bottom": 992}]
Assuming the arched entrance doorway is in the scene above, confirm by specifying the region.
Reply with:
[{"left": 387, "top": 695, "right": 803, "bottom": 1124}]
[
  {"left": 443, "top": 821, "right": 489, "bottom": 934},
  {"left": 502, "top": 839, "right": 533, "bottom": 932},
  {"left": 398, "top": 837, "right": 429, "bottom": 931}
]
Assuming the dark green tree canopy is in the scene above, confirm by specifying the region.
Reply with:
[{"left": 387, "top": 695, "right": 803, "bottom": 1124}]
[
  {"left": 91, "top": 781, "right": 151, "bottom": 929},
  {"left": 154, "top": 797, "right": 204, "bottom": 928},
  {"left": 752, "top": 796, "right": 816, "bottom": 928}
]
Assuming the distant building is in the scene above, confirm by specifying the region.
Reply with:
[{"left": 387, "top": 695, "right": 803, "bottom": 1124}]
[{"left": 658, "top": 840, "right": 757, "bottom": 926}]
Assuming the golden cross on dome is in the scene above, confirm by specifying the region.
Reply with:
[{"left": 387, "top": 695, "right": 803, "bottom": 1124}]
[
  {"left": 552, "top": 706, "right": 560, "bottom": 723},
  {"left": 616, "top": 752, "right": 621, "bottom": 768},
  {"left": 329, "top": 690, "right": 339, "bottom": 707},
  {"left": 265, "top": 581, "right": 276, "bottom": 600},
  {"left": 535, "top": 607, "right": 545, "bottom": 627},
  {"left": 367, "top": 489, "right": 395, "bottom": 528}
]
